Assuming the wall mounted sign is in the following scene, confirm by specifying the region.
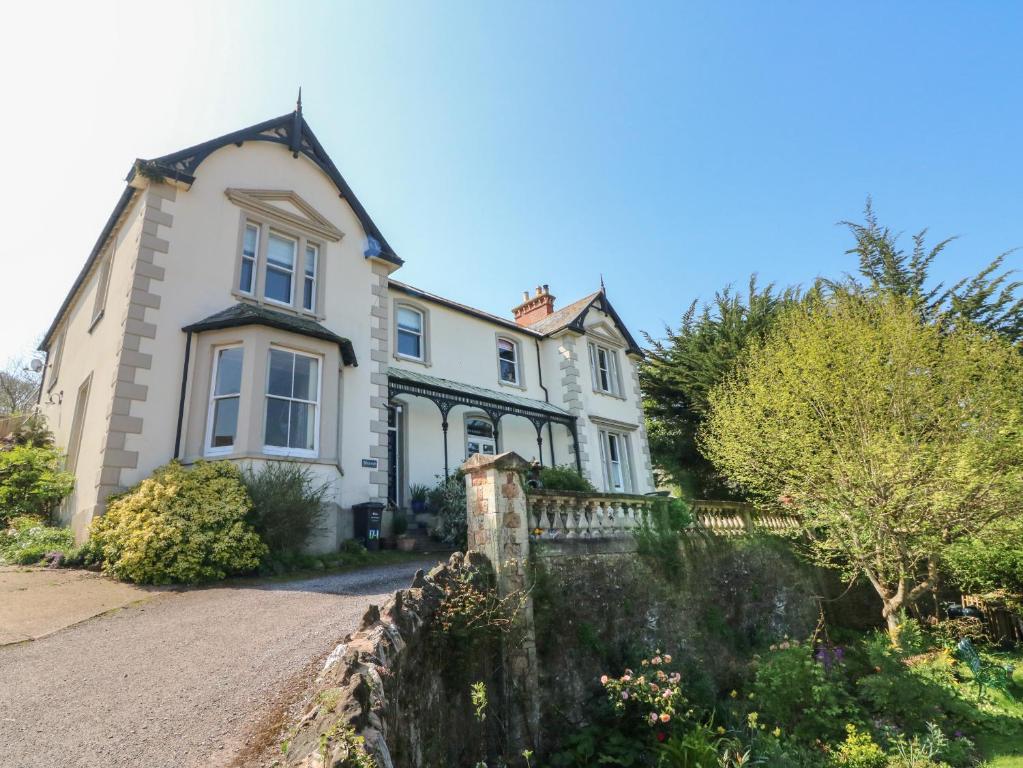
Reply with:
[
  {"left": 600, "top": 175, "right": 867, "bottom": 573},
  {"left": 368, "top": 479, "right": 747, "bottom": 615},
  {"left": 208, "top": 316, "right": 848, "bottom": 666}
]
[{"left": 362, "top": 458, "right": 378, "bottom": 469}]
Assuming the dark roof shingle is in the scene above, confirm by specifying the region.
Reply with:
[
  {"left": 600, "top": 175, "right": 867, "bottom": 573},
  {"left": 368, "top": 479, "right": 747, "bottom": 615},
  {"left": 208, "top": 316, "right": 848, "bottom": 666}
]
[{"left": 183, "top": 303, "right": 357, "bottom": 366}]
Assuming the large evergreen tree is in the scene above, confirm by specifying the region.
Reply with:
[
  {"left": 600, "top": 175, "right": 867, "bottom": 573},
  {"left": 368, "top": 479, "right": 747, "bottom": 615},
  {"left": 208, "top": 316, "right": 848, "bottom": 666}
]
[{"left": 641, "top": 203, "right": 1023, "bottom": 495}]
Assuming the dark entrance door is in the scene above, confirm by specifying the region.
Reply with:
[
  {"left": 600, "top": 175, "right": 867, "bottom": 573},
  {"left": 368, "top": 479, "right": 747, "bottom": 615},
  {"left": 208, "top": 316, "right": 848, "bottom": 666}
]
[{"left": 386, "top": 404, "right": 402, "bottom": 507}]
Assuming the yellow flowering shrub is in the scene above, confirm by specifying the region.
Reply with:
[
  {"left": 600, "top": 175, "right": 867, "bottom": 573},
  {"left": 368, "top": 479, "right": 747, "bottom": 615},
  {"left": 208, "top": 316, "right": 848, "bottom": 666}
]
[{"left": 88, "top": 460, "right": 266, "bottom": 584}]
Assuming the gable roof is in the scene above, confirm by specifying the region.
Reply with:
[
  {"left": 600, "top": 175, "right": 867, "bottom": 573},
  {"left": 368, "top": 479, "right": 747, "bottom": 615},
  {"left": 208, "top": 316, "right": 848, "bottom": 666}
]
[
  {"left": 389, "top": 279, "right": 543, "bottom": 338},
  {"left": 527, "top": 289, "right": 643, "bottom": 356},
  {"left": 182, "top": 303, "right": 358, "bottom": 366},
  {"left": 41, "top": 105, "right": 398, "bottom": 351}
]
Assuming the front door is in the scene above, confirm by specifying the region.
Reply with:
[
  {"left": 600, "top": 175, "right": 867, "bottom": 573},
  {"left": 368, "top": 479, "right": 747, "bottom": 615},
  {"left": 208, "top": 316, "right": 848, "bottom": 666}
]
[
  {"left": 465, "top": 417, "right": 496, "bottom": 458},
  {"left": 386, "top": 404, "right": 403, "bottom": 507}
]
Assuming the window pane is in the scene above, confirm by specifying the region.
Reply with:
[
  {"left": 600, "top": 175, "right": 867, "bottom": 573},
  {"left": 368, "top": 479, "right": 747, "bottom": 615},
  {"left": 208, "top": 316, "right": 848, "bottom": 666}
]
[
  {"left": 289, "top": 402, "right": 315, "bottom": 450},
  {"left": 397, "top": 329, "right": 421, "bottom": 358},
  {"left": 239, "top": 258, "right": 253, "bottom": 293},
  {"left": 267, "top": 349, "right": 293, "bottom": 397},
  {"left": 467, "top": 441, "right": 480, "bottom": 456},
  {"left": 466, "top": 419, "right": 493, "bottom": 438},
  {"left": 267, "top": 233, "right": 295, "bottom": 268},
  {"left": 211, "top": 397, "right": 239, "bottom": 448},
  {"left": 243, "top": 225, "right": 258, "bottom": 257},
  {"left": 607, "top": 434, "right": 620, "bottom": 462},
  {"left": 265, "top": 267, "right": 292, "bottom": 303},
  {"left": 500, "top": 359, "right": 517, "bottom": 382},
  {"left": 397, "top": 307, "right": 422, "bottom": 332},
  {"left": 293, "top": 355, "right": 318, "bottom": 401},
  {"left": 305, "top": 245, "right": 317, "bottom": 276},
  {"left": 498, "top": 339, "right": 514, "bottom": 354},
  {"left": 303, "top": 277, "right": 314, "bottom": 311},
  {"left": 264, "top": 397, "right": 290, "bottom": 447},
  {"left": 215, "top": 348, "right": 243, "bottom": 396}
]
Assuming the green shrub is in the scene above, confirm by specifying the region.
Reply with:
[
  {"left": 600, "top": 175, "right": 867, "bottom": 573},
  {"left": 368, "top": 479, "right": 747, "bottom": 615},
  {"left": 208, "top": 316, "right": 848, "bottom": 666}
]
[
  {"left": 88, "top": 460, "right": 266, "bottom": 584},
  {"left": 537, "top": 465, "right": 595, "bottom": 492},
  {"left": 0, "top": 516, "right": 75, "bottom": 565},
  {"left": 242, "top": 461, "right": 328, "bottom": 554},
  {"left": 751, "top": 639, "right": 856, "bottom": 743},
  {"left": 429, "top": 472, "right": 467, "bottom": 549},
  {"left": 942, "top": 520, "right": 1023, "bottom": 607},
  {"left": 828, "top": 724, "right": 887, "bottom": 768},
  {"left": 0, "top": 445, "right": 74, "bottom": 525},
  {"left": 392, "top": 508, "right": 409, "bottom": 536}
]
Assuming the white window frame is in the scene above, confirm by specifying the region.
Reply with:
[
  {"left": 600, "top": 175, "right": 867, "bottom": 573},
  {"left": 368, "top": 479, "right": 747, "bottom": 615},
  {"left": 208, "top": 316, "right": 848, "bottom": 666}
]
[
  {"left": 465, "top": 414, "right": 498, "bottom": 459},
  {"left": 496, "top": 336, "right": 520, "bottom": 385},
  {"left": 395, "top": 305, "right": 425, "bottom": 362},
  {"left": 262, "top": 346, "right": 322, "bottom": 458},
  {"left": 589, "top": 342, "right": 622, "bottom": 396},
  {"left": 239, "top": 222, "right": 259, "bottom": 295},
  {"left": 263, "top": 230, "right": 298, "bottom": 307},
  {"left": 302, "top": 242, "right": 319, "bottom": 312},
  {"left": 598, "top": 428, "right": 634, "bottom": 493},
  {"left": 205, "top": 345, "right": 244, "bottom": 457}
]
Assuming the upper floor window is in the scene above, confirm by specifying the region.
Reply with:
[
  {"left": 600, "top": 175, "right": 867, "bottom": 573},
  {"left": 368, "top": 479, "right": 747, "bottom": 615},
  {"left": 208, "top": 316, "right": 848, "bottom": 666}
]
[
  {"left": 239, "top": 223, "right": 259, "bottom": 294},
  {"left": 265, "top": 231, "right": 297, "bottom": 305},
  {"left": 237, "top": 222, "right": 322, "bottom": 315},
  {"left": 396, "top": 306, "right": 424, "bottom": 360},
  {"left": 589, "top": 342, "right": 622, "bottom": 396},
  {"left": 206, "top": 346, "right": 243, "bottom": 455},
  {"left": 90, "top": 250, "right": 113, "bottom": 329},
  {"left": 264, "top": 347, "right": 320, "bottom": 456},
  {"left": 497, "top": 338, "right": 519, "bottom": 384},
  {"left": 303, "top": 244, "right": 318, "bottom": 312}
]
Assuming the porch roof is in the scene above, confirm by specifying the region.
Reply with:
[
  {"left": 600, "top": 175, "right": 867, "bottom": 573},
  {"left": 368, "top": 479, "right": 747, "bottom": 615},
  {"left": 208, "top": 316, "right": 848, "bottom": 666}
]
[{"left": 387, "top": 367, "right": 573, "bottom": 425}]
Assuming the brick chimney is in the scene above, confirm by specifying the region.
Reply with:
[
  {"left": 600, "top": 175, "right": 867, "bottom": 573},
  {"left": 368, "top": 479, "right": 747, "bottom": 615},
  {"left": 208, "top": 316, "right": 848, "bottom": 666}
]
[{"left": 512, "top": 285, "right": 556, "bottom": 326}]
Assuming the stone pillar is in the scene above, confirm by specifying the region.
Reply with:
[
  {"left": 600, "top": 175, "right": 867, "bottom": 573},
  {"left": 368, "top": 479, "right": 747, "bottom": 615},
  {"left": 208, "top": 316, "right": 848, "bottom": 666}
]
[{"left": 461, "top": 451, "right": 541, "bottom": 756}]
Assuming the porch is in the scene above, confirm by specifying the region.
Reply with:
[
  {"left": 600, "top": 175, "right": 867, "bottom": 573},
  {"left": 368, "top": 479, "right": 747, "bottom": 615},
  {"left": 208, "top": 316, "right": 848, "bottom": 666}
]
[{"left": 385, "top": 367, "right": 579, "bottom": 508}]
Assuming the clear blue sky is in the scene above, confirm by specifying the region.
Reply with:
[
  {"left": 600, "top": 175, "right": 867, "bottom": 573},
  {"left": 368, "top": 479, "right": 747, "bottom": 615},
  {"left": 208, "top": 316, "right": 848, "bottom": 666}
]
[{"left": 3, "top": 1, "right": 1021, "bottom": 363}]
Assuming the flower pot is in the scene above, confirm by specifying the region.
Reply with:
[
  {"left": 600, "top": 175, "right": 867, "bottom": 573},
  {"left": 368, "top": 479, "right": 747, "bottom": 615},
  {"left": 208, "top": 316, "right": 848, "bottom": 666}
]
[
  {"left": 397, "top": 535, "right": 416, "bottom": 552},
  {"left": 410, "top": 499, "right": 427, "bottom": 515}
]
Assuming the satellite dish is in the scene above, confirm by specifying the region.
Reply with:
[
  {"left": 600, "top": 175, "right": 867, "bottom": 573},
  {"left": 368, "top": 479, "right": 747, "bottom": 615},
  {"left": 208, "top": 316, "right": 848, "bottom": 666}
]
[{"left": 29, "top": 358, "right": 43, "bottom": 373}]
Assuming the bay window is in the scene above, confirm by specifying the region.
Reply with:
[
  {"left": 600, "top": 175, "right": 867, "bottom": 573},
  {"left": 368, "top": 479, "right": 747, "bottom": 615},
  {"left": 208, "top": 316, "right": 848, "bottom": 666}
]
[
  {"left": 264, "top": 347, "right": 320, "bottom": 456},
  {"left": 206, "top": 346, "right": 243, "bottom": 454}
]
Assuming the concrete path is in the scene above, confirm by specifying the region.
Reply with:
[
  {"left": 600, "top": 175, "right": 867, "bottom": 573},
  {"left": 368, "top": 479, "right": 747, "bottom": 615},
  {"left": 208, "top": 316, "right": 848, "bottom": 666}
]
[
  {"left": 0, "top": 558, "right": 439, "bottom": 768},
  {"left": 0, "top": 566, "right": 154, "bottom": 645}
]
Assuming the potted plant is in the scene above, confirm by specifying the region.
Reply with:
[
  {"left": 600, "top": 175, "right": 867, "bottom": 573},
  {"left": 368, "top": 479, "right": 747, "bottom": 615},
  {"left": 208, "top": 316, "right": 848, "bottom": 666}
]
[
  {"left": 409, "top": 484, "right": 430, "bottom": 515},
  {"left": 393, "top": 509, "right": 415, "bottom": 552}
]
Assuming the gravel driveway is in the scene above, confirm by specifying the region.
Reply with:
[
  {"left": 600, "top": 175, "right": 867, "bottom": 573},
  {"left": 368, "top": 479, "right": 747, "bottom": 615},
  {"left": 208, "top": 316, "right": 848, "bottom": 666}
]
[{"left": 0, "top": 559, "right": 439, "bottom": 768}]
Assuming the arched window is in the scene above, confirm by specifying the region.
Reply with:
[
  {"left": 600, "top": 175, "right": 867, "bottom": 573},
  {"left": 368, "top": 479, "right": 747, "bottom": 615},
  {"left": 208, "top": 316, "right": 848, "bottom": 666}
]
[{"left": 497, "top": 337, "right": 519, "bottom": 384}]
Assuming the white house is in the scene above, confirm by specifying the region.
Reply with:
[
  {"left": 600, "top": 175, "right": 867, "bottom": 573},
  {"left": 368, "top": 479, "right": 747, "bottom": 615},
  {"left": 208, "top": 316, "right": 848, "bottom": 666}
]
[{"left": 38, "top": 101, "right": 654, "bottom": 549}]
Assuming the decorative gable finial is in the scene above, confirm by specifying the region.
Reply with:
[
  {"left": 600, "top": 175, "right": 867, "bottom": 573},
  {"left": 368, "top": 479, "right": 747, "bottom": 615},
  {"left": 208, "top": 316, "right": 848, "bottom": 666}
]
[
  {"left": 291, "top": 87, "right": 303, "bottom": 157},
  {"left": 600, "top": 273, "right": 606, "bottom": 293}
]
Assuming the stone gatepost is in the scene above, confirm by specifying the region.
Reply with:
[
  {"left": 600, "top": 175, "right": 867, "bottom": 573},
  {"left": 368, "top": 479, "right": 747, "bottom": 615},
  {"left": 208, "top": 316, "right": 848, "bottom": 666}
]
[{"left": 461, "top": 451, "right": 541, "bottom": 757}]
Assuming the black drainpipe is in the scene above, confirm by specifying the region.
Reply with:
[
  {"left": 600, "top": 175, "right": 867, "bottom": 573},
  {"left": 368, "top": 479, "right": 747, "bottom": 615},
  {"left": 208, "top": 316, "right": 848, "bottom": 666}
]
[
  {"left": 534, "top": 338, "right": 556, "bottom": 466},
  {"left": 173, "top": 331, "right": 193, "bottom": 459}
]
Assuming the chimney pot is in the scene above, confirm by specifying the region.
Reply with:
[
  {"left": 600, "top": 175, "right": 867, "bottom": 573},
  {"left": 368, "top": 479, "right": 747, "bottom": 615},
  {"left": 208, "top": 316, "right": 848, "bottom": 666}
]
[{"left": 512, "top": 284, "right": 557, "bottom": 326}]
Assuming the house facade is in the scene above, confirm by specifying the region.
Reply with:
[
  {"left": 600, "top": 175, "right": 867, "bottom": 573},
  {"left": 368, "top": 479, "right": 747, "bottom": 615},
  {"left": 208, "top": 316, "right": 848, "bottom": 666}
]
[{"left": 38, "top": 103, "right": 654, "bottom": 549}]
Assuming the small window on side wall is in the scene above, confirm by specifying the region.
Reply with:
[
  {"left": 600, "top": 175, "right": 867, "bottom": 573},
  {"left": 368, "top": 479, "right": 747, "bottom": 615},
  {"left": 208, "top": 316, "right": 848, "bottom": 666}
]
[
  {"left": 207, "top": 346, "right": 244, "bottom": 454},
  {"left": 497, "top": 338, "right": 519, "bottom": 384},
  {"left": 396, "top": 307, "right": 424, "bottom": 359}
]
